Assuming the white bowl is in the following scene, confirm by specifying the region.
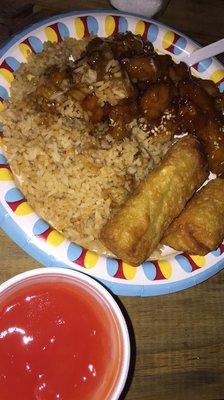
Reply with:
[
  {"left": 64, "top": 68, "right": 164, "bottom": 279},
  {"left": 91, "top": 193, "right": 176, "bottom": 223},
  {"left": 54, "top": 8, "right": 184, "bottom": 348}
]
[{"left": 0, "top": 267, "right": 130, "bottom": 400}]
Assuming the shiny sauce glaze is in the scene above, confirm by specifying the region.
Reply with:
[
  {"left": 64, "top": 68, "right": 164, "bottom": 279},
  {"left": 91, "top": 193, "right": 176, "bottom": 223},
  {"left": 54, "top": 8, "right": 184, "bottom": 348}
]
[{"left": 0, "top": 277, "right": 122, "bottom": 400}]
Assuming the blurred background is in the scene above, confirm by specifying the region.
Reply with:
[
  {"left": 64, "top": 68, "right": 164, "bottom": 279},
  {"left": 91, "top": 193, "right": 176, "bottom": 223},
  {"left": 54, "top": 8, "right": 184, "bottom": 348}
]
[{"left": 0, "top": 0, "right": 224, "bottom": 56}]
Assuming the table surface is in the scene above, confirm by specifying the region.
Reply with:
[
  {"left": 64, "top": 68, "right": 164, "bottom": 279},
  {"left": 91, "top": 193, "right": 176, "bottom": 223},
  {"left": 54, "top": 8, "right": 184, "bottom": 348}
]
[{"left": 0, "top": 1, "right": 224, "bottom": 399}]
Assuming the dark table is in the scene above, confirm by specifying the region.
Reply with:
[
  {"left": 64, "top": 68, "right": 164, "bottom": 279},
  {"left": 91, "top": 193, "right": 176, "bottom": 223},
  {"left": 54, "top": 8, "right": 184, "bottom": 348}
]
[{"left": 0, "top": 1, "right": 224, "bottom": 399}]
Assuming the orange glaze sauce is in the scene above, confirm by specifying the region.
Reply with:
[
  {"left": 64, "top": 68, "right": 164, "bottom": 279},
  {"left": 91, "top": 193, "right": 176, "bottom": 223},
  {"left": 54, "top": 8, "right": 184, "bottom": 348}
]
[{"left": 0, "top": 276, "right": 122, "bottom": 400}]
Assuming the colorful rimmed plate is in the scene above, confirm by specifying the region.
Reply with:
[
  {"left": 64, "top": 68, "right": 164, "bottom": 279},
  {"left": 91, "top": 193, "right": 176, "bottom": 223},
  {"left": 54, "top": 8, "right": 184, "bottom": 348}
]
[{"left": 0, "top": 10, "right": 224, "bottom": 296}]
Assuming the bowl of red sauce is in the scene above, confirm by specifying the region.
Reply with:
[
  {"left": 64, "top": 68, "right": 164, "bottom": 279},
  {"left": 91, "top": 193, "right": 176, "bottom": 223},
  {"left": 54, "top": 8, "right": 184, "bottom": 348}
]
[{"left": 0, "top": 268, "right": 130, "bottom": 400}]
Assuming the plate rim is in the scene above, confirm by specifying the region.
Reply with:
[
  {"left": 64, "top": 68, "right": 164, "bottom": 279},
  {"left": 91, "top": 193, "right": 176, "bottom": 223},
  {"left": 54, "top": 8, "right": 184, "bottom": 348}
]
[
  {"left": 0, "top": 8, "right": 222, "bottom": 60},
  {"left": 1, "top": 206, "right": 224, "bottom": 296}
]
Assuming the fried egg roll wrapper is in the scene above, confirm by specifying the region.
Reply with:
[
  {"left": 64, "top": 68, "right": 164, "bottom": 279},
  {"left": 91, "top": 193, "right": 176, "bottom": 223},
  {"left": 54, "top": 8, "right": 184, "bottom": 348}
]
[
  {"left": 162, "top": 178, "right": 224, "bottom": 255},
  {"left": 100, "top": 136, "right": 208, "bottom": 265}
]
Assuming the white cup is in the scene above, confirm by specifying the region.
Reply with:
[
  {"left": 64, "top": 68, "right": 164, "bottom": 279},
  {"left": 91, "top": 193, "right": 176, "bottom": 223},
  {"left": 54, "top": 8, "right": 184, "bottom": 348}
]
[
  {"left": 0, "top": 267, "right": 130, "bottom": 400},
  {"left": 110, "top": 0, "right": 168, "bottom": 17}
]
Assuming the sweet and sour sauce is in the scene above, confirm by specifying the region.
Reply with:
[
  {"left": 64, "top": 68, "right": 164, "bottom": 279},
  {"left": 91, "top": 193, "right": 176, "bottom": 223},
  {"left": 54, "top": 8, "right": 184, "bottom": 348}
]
[{"left": 0, "top": 275, "right": 123, "bottom": 400}]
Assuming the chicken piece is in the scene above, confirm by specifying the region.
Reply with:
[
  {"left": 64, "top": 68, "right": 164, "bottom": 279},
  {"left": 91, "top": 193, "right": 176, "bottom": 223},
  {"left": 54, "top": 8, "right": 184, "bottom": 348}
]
[
  {"left": 178, "top": 81, "right": 215, "bottom": 114},
  {"left": 107, "top": 100, "right": 138, "bottom": 140},
  {"left": 163, "top": 178, "right": 224, "bottom": 255},
  {"left": 48, "top": 67, "right": 71, "bottom": 86},
  {"left": 82, "top": 93, "right": 98, "bottom": 111},
  {"left": 36, "top": 83, "right": 55, "bottom": 101},
  {"left": 157, "top": 54, "right": 173, "bottom": 77},
  {"left": 144, "top": 108, "right": 179, "bottom": 145},
  {"left": 35, "top": 68, "right": 71, "bottom": 110},
  {"left": 123, "top": 55, "right": 160, "bottom": 82},
  {"left": 176, "top": 84, "right": 224, "bottom": 148},
  {"left": 91, "top": 108, "right": 105, "bottom": 124},
  {"left": 84, "top": 32, "right": 154, "bottom": 79},
  {"left": 85, "top": 38, "right": 114, "bottom": 78},
  {"left": 179, "top": 100, "right": 199, "bottom": 122},
  {"left": 193, "top": 115, "right": 224, "bottom": 175},
  {"left": 68, "top": 86, "right": 86, "bottom": 102},
  {"left": 140, "top": 83, "right": 173, "bottom": 120},
  {"left": 195, "top": 78, "right": 220, "bottom": 97},
  {"left": 109, "top": 31, "right": 151, "bottom": 59},
  {"left": 82, "top": 94, "right": 104, "bottom": 123},
  {"left": 176, "top": 99, "right": 200, "bottom": 132},
  {"left": 35, "top": 83, "right": 58, "bottom": 112},
  {"left": 168, "top": 61, "right": 189, "bottom": 83},
  {"left": 85, "top": 37, "right": 105, "bottom": 55},
  {"left": 215, "top": 93, "right": 224, "bottom": 115},
  {"left": 100, "top": 136, "right": 208, "bottom": 265},
  {"left": 161, "top": 109, "right": 179, "bottom": 137}
]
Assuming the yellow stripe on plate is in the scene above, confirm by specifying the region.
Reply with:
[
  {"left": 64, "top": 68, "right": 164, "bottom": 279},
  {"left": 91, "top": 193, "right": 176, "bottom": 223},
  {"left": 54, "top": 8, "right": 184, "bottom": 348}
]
[
  {"left": 74, "top": 18, "right": 85, "bottom": 39},
  {"left": 15, "top": 202, "right": 33, "bottom": 216},
  {"left": 123, "top": 262, "right": 137, "bottom": 280},
  {"left": 158, "top": 259, "right": 172, "bottom": 279},
  {"left": 47, "top": 230, "right": 64, "bottom": 246},
  {"left": 105, "top": 16, "right": 115, "bottom": 36},
  {"left": 45, "top": 27, "right": 58, "bottom": 43},
  {"left": 84, "top": 251, "right": 99, "bottom": 269},
  {"left": 0, "top": 68, "right": 14, "bottom": 83},
  {"left": 189, "top": 255, "right": 205, "bottom": 268},
  {"left": 0, "top": 168, "right": 13, "bottom": 181},
  {"left": 135, "top": 20, "right": 145, "bottom": 36}
]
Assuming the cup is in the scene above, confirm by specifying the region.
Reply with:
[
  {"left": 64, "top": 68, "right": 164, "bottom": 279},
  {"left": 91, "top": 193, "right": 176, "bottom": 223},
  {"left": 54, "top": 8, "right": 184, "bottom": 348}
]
[
  {"left": 110, "top": 0, "right": 169, "bottom": 18},
  {"left": 0, "top": 268, "right": 130, "bottom": 400}
]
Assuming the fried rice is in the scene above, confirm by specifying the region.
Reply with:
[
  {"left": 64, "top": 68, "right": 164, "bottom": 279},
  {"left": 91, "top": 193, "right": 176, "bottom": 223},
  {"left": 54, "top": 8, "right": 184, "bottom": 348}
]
[{"left": 1, "top": 38, "right": 173, "bottom": 254}]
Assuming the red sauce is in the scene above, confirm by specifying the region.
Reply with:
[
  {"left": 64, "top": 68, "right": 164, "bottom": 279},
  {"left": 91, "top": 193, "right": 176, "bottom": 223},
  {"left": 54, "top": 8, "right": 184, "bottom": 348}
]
[{"left": 0, "top": 276, "right": 122, "bottom": 400}]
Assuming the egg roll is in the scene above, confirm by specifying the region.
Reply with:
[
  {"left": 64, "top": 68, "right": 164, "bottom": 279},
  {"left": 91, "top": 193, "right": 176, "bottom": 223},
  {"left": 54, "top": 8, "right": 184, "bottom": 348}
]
[
  {"left": 100, "top": 135, "right": 208, "bottom": 265},
  {"left": 162, "top": 178, "right": 224, "bottom": 255}
]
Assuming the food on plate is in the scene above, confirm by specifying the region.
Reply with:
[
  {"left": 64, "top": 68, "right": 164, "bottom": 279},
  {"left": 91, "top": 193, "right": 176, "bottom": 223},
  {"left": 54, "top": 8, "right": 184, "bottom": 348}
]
[
  {"left": 122, "top": 55, "right": 161, "bottom": 82},
  {"left": 2, "top": 35, "right": 174, "bottom": 254},
  {"left": 177, "top": 80, "right": 224, "bottom": 174},
  {"left": 193, "top": 116, "right": 224, "bottom": 175},
  {"left": 163, "top": 178, "right": 224, "bottom": 255},
  {"left": 1, "top": 31, "right": 224, "bottom": 261},
  {"left": 100, "top": 136, "right": 208, "bottom": 265},
  {"left": 140, "top": 83, "right": 173, "bottom": 120}
]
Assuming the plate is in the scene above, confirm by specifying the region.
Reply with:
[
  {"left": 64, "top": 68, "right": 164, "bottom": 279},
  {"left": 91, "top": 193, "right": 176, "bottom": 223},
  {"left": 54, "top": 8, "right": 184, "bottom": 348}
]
[{"left": 0, "top": 10, "right": 224, "bottom": 296}]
